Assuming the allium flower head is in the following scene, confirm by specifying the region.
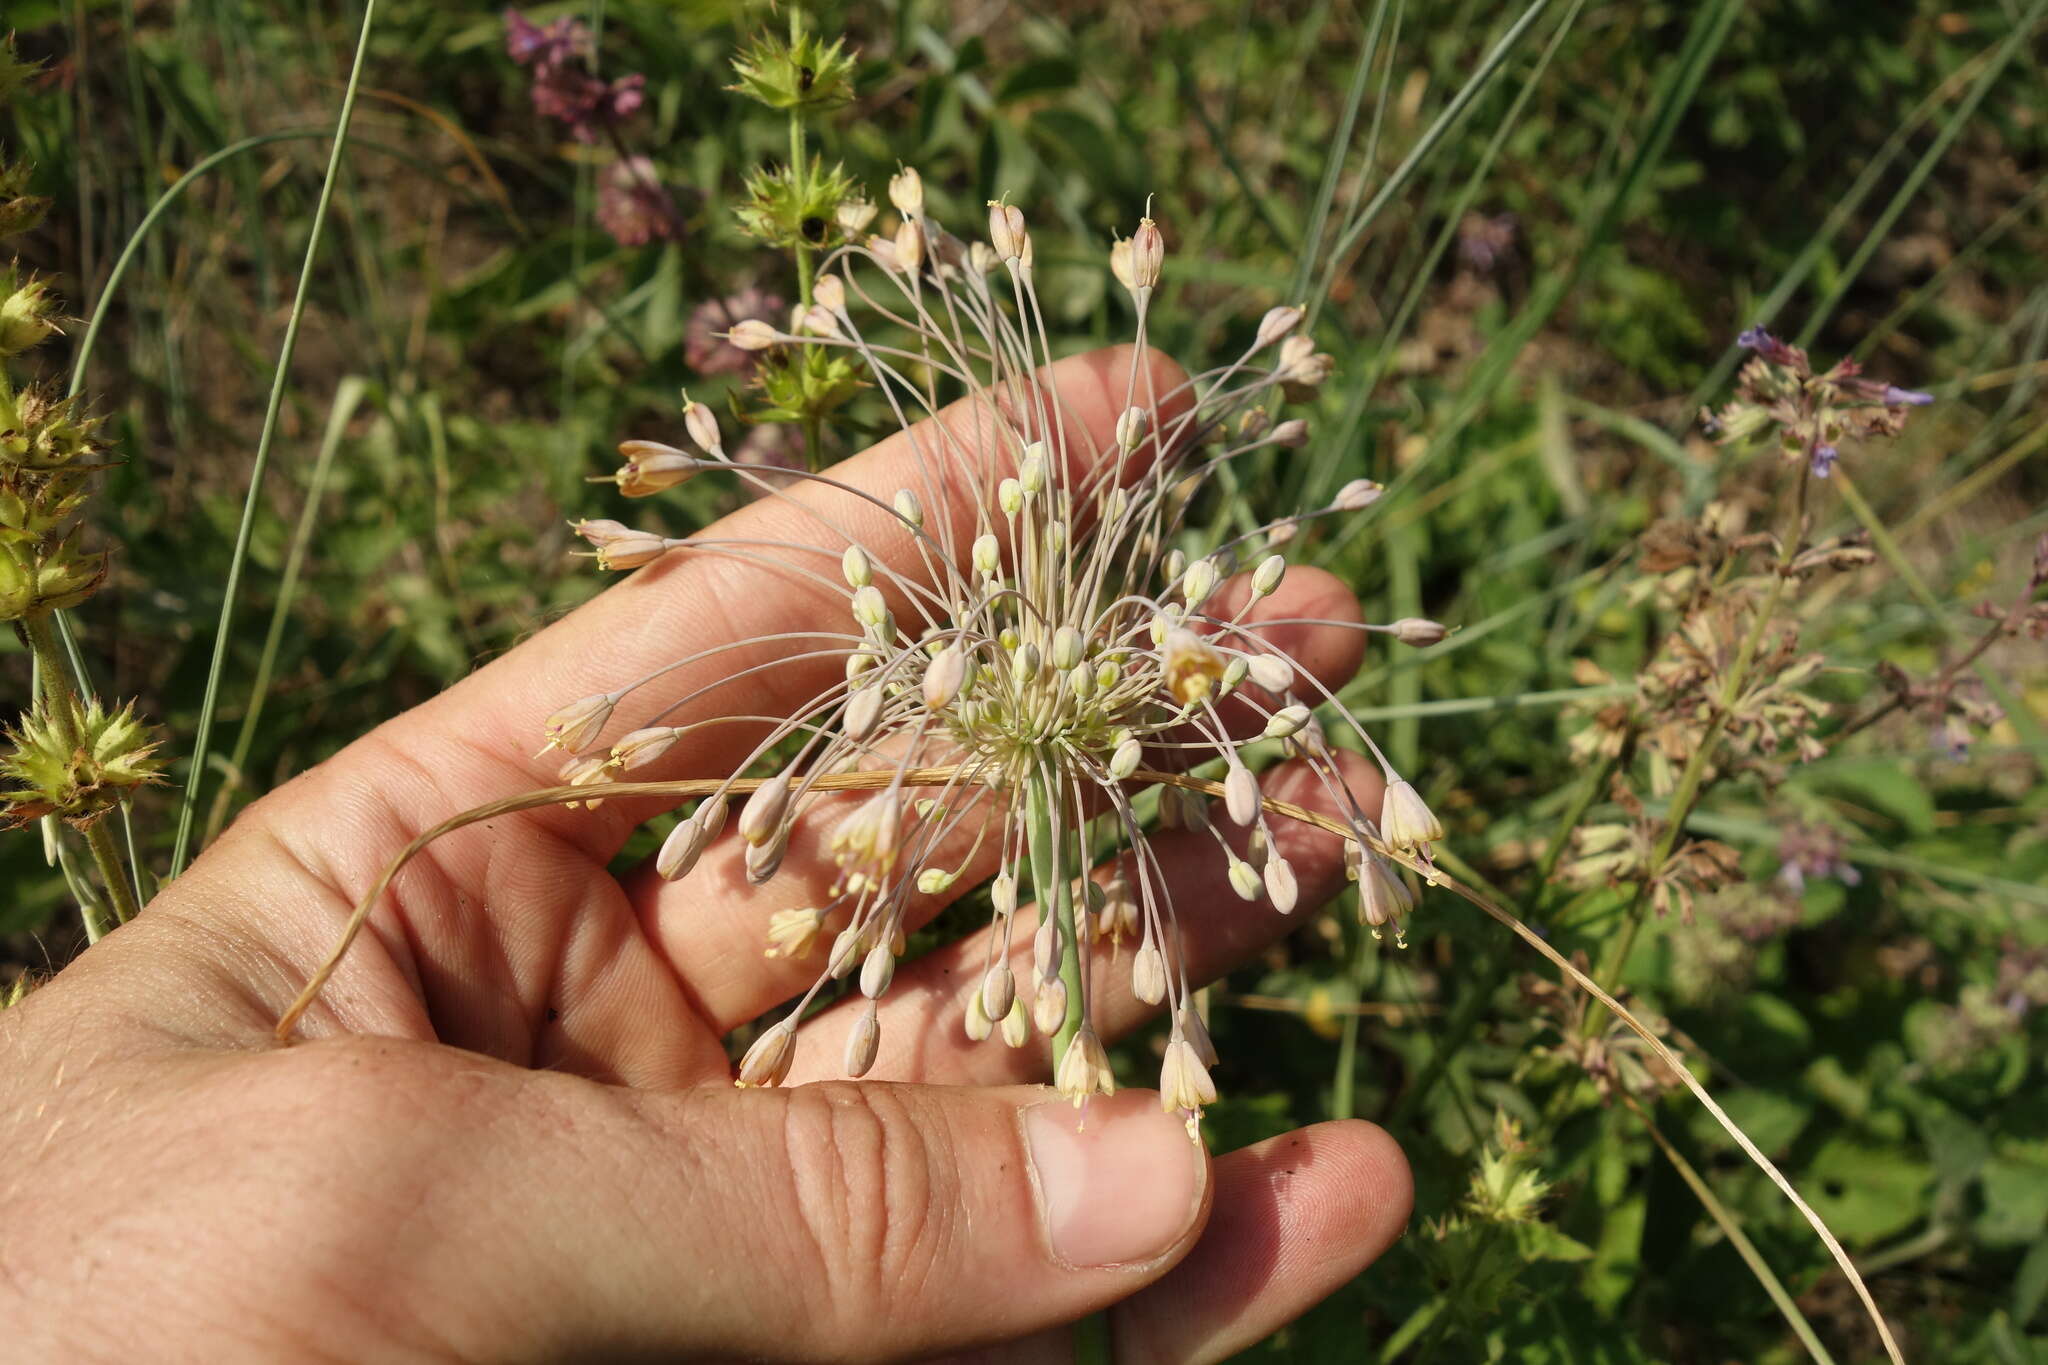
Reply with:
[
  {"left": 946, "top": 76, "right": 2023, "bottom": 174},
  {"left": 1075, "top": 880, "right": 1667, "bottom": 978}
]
[{"left": 556, "top": 186, "right": 1439, "bottom": 1126}]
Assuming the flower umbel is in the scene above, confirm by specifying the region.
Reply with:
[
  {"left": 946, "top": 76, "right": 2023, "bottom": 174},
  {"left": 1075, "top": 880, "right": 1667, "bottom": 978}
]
[{"left": 556, "top": 191, "right": 1437, "bottom": 1129}]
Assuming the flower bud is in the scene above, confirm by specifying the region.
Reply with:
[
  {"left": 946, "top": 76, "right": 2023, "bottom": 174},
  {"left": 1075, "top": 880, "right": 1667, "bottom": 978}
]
[
  {"left": 1109, "top": 732, "right": 1143, "bottom": 779},
  {"left": 851, "top": 584, "right": 889, "bottom": 627},
  {"left": 842, "top": 544, "right": 873, "bottom": 588},
  {"left": 1018, "top": 441, "right": 1048, "bottom": 493},
  {"left": 998, "top": 478, "right": 1023, "bottom": 516},
  {"left": 746, "top": 826, "right": 789, "bottom": 883},
  {"left": 916, "top": 867, "right": 956, "bottom": 895},
  {"left": 1224, "top": 759, "right": 1260, "bottom": 825},
  {"left": 1001, "top": 996, "right": 1032, "bottom": 1048},
  {"left": 1332, "top": 478, "right": 1383, "bottom": 511},
  {"left": 844, "top": 1002, "right": 881, "bottom": 1078},
  {"left": 888, "top": 166, "right": 925, "bottom": 218},
  {"left": 980, "top": 963, "right": 1017, "bottom": 1021},
  {"left": 844, "top": 683, "right": 885, "bottom": 740},
  {"left": 836, "top": 197, "right": 877, "bottom": 234},
  {"left": 964, "top": 987, "right": 994, "bottom": 1042},
  {"left": 923, "top": 645, "right": 967, "bottom": 709},
  {"left": 1054, "top": 1026, "right": 1114, "bottom": 1103},
  {"left": 727, "top": 318, "right": 780, "bottom": 351},
  {"left": 992, "top": 871, "right": 1019, "bottom": 917},
  {"left": 615, "top": 440, "right": 697, "bottom": 496},
  {"left": 540, "top": 692, "right": 615, "bottom": 753},
  {"left": 1051, "top": 624, "right": 1085, "bottom": 671},
  {"left": 827, "top": 925, "right": 864, "bottom": 979},
  {"left": 1270, "top": 419, "right": 1310, "bottom": 448},
  {"left": 1110, "top": 237, "right": 1136, "bottom": 293},
  {"left": 1252, "top": 554, "right": 1286, "bottom": 597},
  {"left": 1160, "top": 1038, "right": 1217, "bottom": 1116},
  {"left": 735, "top": 1020, "right": 796, "bottom": 1088},
  {"left": 1246, "top": 653, "right": 1293, "bottom": 693},
  {"left": 894, "top": 217, "right": 925, "bottom": 273},
  {"left": 813, "top": 272, "right": 846, "bottom": 313},
  {"left": 1390, "top": 617, "right": 1447, "bottom": 647},
  {"left": 1132, "top": 942, "right": 1167, "bottom": 1005},
  {"left": 1227, "top": 856, "right": 1262, "bottom": 901},
  {"left": 1115, "top": 405, "right": 1150, "bottom": 454},
  {"left": 893, "top": 488, "right": 924, "bottom": 528},
  {"left": 860, "top": 942, "right": 896, "bottom": 999},
  {"left": 739, "top": 772, "right": 792, "bottom": 845},
  {"left": 1181, "top": 558, "right": 1219, "bottom": 609},
  {"left": 1255, "top": 304, "right": 1303, "bottom": 348},
  {"left": 681, "top": 396, "right": 723, "bottom": 457},
  {"left": 1264, "top": 704, "right": 1312, "bottom": 740},
  {"left": 1128, "top": 217, "right": 1164, "bottom": 290},
  {"left": 987, "top": 201, "right": 1028, "bottom": 262},
  {"left": 1378, "top": 779, "right": 1444, "bottom": 850},
  {"left": 1263, "top": 855, "right": 1299, "bottom": 914},
  {"left": 610, "top": 726, "right": 680, "bottom": 771},
  {"left": 1033, "top": 977, "right": 1068, "bottom": 1035},
  {"left": 972, "top": 533, "right": 1000, "bottom": 577}
]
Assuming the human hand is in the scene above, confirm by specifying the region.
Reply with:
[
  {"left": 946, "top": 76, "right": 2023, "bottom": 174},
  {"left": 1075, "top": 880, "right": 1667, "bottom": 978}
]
[{"left": 1, "top": 346, "right": 1410, "bottom": 1363}]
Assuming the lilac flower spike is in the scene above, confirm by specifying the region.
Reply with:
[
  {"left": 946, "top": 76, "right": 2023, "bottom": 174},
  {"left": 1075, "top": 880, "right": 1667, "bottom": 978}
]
[{"left": 1882, "top": 385, "right": 1934, "bottom": 407}]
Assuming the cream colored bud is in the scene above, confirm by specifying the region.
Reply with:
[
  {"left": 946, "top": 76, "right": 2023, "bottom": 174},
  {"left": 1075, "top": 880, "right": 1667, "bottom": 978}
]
[
  {"left": 916, "top": 867, "right": 956, "bottom": 895},
  {"left": 1112, "top": 407, "right": 1149, "bottom": 457},
  {"left": 888, "top": 166, "right": 925, "bottom": 218},
  {"left": 1109, "top": 236, "right": 1136, "bottom": 292},
  {"left": 1390, "top": 617, "right": 1447, "bottom": 647},
  {"left": 1132, "top": 942, "right": 1167, "bottom": 1005},
  {"left": 1019, "top": 441, "right": 1048, "bottom": 493},
  {"left": 735, "top": 1020, "right": 796, "bottom": 1088},
  {"left": 1129, "top": 217, "right": 1164, "bottom": 290},
  {"left": 998, "top": 478, "right": 1023, "bottom": 516},
  {"left": 1356, "top": 855, "right": 1407, "bottom": 928},
  {"left": 1333, "top": 478, "right": 1383, "bottom": 511},
  {"left": 799, "top": 304, "right": 841, "bottom": 337},
  {"left": 1227, "top": 856, "right": 1262, "bottom": 901},
  {"left": 1160, "top": 1038, "right": 1218, "bottom": 1113},
  {"left": 866, "top": 234, "right": 901, "bottom": 270},
  {"left": 844, "top": 684, "right": 886, "bottom": 740},
  {"left": 1271, "top": 419, "right": 1310, "bottom": 448},
  {"left": 1263, "top": 856, "right": 1299, "bottom": 914},
  {"left": 992, "top": 871, "right": 1019, "bottom": 917},
  {"left": 1001, "top": 996, "right": 1032, "bottom": 1048},
  {"left": 610, "top": 726, "right": 680, "bottom": 771},
  {"left": 844, "top": 1003, "right": 881, "bottom": 1078},
  {"left": 541, "top": 692, "right": 615, "bottom": 753},
  {"left": 923, "top": 646, "right": 967, "bottom": 709},
  {"left": 972, "top": 533, "right": 1000, "bottom": 577},
  {"left": 1110, "top": 732, "right": 1143, "bottom": 779},
  {"left": 860, "top": 942, "right": 896, "bottom": 999},
  {"left": 1177, "top": 1002, "right": 1218, "bottom": 1066},
  {"left": 842, "top": 544, "right": 873, "bottom": 588},
  {"left": 981, "top": 963, "right": 1016, "bottom": 1021},
  {"left": 1044, "top": 519, "right": 1066, "bottom": 552},
  {"left": 727, "top": 318, "right": 779, "bottom": 351},
  {"left": 1011, "top": 642, "right": 1040, "bottom": 684},
  {"left": 1182, "top": 558, "right": 1219, "bottom": 609},
  {"left": 827, "top": 925, "right": 864, "bottom": 979},
  {"left": 1164, "top": 548, "right": 1187, "bottom": 582},
  {"left": 1068, "top": 661, "right": 1095, "bottom": 698},
  {"left": 1266, "top": 517, "right": 1299, "bottom": 547},
  {"left": 1033, "top": 978, "right": 1068, "bottom": 1035},
  {"left": 1223, "top": 760, "right": 1260, "bottom": 825},
  {"left": 851, "top": 584, "right": 888, "bottom": 627},
  {"left": 894, "top": 218, "right": 925, "bottom": 272},
  {"left": 893, "top": 489, "right": 924, "bottom": 528},
  {"left": 1378, "top": 779, "right": 1444, "bottom": 850},
  {"left": 681, "top": 398, "right": 723, "bottom": 457},
  {"left": 845, "top": 650, "right": 878, "bottom": 682},
  {"left": 1256, "top": 304, "right": 1304, "bottom": 348},
  {"left": 836, "top": 197, "right": 877, "bottom": 233},
  {"left": 1051, "top": 625, "right": 1085, "bottom": 671},
  {"left": 1055, "top": 1026, "right": 1114, "bottom": 1103},
  {"left": 987, "top": 201, "right": 1028, "bottom": 261},
  {"left": 1264, "top": 704, "right": 1312, "bottom": 740},
  {"left": 964, "top": 987, "right": 994, "bottom": 1042},
  {"left": 738, "top": 772, "right": 792, "bottom": 845},
  {"left": 1220, "top": 657, "right": 1248, "bottom": 694},
  {"left": 1252, "top": 554, "right": 1287, "bottom": 597},
  {"left": 813, "top": 273, "right": 846, "bottom": 313},
  {"left": 1096, "top": 658, "right": 1120, "bottom": 692},
  {"left": 1247, "top": 653, "right": 1293, "bottom": 693}
]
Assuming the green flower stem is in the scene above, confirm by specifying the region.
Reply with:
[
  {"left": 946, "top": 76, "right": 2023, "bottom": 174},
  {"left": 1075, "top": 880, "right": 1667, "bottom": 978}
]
[
  {"left": 21, "top": 613, "right": 138, "bottom": 931},
  {"left": 167, "top": 0, "right": 380, "bottom": 879}
]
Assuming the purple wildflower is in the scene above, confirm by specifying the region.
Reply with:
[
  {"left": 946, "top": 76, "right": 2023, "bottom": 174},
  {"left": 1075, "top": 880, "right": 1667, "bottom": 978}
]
[
  {"left": 503, "top": 8, "right": 645, "bottom": 144},
  {"left": 1456, "top": 212, "right": 1518, "bottom": 273},
  {"left": 596, "top": 156, "right": 683, "bottom": 247},
  {"left": 1775, "top": 821, "right": 1861, "bottom": 896},
  {"left": 504, "top": 9, "right": 588, "bottom": 67},
  {"left": 1736, "top": 325, "right": 1773, "bottom": 351},
  {"left": 1882, "top": 385, "right": 1934, "bottom": 406},
  {"left": 1809, "top": 443, "right": 1839, "bottom": 479}
]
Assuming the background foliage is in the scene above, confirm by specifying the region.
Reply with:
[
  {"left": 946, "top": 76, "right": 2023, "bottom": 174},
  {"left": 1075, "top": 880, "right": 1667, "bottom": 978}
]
[{"left": 5, "top": 0, "right": 2047, "bottom": 1359}]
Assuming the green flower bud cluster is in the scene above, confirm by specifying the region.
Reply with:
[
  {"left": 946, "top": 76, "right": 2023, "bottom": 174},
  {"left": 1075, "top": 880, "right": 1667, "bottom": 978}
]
[
  {"left": 1, "top": 695, "right": 163, "bottom": 830},
  {"left": 727, "top": 19, "right": 858, "bottom": 113}
]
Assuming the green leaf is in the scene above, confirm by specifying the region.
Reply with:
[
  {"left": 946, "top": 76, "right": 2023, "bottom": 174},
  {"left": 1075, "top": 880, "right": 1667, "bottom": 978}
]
[
  {"left": 1806, "top": 1138, "right": 1933, "bottom": 1244},
  {"left": 2015, "top": 1235, "right": 2048, "bottom": 1326},
  {"left": 996, "top": 56, "right": 1078, "bottom": 103},
  {"left": 1806, "top": 757, "right": 1937, "bottom": 836}
]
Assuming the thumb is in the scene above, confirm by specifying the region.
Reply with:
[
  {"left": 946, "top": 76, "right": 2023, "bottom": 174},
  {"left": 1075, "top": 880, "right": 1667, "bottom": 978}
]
[{"left": 538, "top": 1079, "right": 1211, "bottom": 1360}]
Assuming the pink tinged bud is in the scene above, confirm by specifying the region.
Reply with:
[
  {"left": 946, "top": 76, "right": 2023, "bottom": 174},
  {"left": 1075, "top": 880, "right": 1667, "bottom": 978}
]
[
  {"left": 656, "top": 798, "right": 723, "bottom": 880},
  {"left": 681, "top": 400, "right": 723, "bottom": 457},
  {"left": 1033, "top": 977, "right": 1068, "bottom": 1035},
  {"left": 615, "top": 441, "right": 697, "bottom": 496},
  {"left": 800, "top": 304, "right": 841, "bottom": 337},
  {"left": 735, "top": 1019, "right": 796, "bottom": 1088},
  {"left": 837, "top": 197, "right": 877, "bottom": 233},
  {"left": 828, "top": 926, "right": 864, "bottom": 980},
  {"left": 610, "top": 726, "right": 680, "bottom": 771},
  {"left": 727, "top": 318, "right": 780, "bottom": 351},
  {"left": 541, "top": 692, "right": 615, "bottom": 753},
  {"left": 844, "top": 1002, "right": 881, "bottom": 1078},
  {"left": 1271, "top": 419, "right": 1310, "bottom": 448},
  {"left": 859, "top": 942, "right": 896, "bottom": 999},
  {"left": 1227, "top": 856, "right": 1262, "bottom": 902},
  {"left": 894, "top": 218, "right": 926, "bottom": 272},
  {"left": 964, "top": 987, "right": 994, "bottom": 1042},
  {"left": 813, "top": 272, "right": 846, "bottom": 313},
  {"left": 1178, "top": 1002, "right": 1219, "bottom": 1067},
  {"left": 1264, "top": 704, "right": 1312, "bottom": 740},
  {"left": 866, "top": 233, "right": 902, "bottom": 270},
  {"left": 1129, "top": 217, "right": 1164, "bottom": 290},
  {"left": 598, "top": 533, "right": 670, "bottom": 570},
  {"left": 1255, "top": 304, "right": 1304, "bottom": 348},
  {"left": 1160, "top": 1038, "right": 1217, "bottom": 1113},
  {"left": 1357, "top": 854, "right": 1412, "bottom": 928},
  {"left": 1224, "top": 760, "right": 1260, "bottom": 825},
  {"left": 739, "top": 772, "right": 792, "bottom": 844},
  {"left": 987, "top": 200, "right": 1028, "bottom": 262},
  {"left": 1390, "top": 617, "right": 1447, "bottom": 647},
  {"left": 1378, "top": 779, "right": 1443, "bottom": 850},
  {"left": 923, "top": 646, "right": 968, "bottom": 709},
  {"left": 1033, "top": 917, "right": 1061, "bottom": 984},
  {"left": 845, "top": 684, "right": 886, "bottom": 740},
  {"left": 559, "top": 755, "right": 611, "bottom": 806},
  {"left": 888, "top": 166, "right": 925, "bottom": 218},
  {"left": 1263, "top": 856, "right": 1299, "bottom": 914},
  {"left": 1333, "top": 478, "right": 1383, "bottom": 511},
  {"left": 980, "top": 962, "right": 1017, "bottom": 1021},
  {"left": 1055, "top": 1026, "right": 1115, "bottom": 1104},
  {"left": 1132, "top": 942, "right": 1167, "bottom": 1005}
]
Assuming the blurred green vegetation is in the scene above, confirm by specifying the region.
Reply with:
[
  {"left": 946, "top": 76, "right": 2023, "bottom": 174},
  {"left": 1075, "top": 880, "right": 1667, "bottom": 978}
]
[{"left": 5, "top": 0, "right": 2047, "bottom": 1359}]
